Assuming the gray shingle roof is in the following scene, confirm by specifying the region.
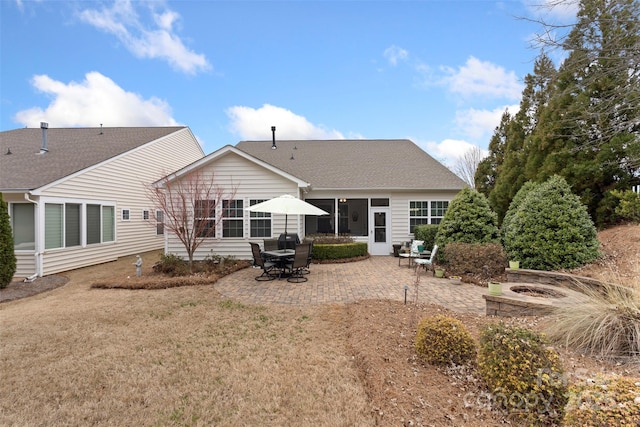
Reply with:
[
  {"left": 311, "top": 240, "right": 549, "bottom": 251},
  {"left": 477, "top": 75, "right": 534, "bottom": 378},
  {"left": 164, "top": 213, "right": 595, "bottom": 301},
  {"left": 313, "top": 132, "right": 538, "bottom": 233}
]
[
  {"left": 236, "top": 139, "right": 466, "bottom": 190},
  {"left": 0, "top": 126, "right": 186, "bottom": 191}
]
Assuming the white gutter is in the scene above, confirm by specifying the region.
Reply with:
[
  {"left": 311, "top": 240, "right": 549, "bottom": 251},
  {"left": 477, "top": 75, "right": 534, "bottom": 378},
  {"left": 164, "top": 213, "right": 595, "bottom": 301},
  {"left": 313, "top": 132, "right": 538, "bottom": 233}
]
[{"left": 23, "top": 193, "right": 42, "bottom": 278}]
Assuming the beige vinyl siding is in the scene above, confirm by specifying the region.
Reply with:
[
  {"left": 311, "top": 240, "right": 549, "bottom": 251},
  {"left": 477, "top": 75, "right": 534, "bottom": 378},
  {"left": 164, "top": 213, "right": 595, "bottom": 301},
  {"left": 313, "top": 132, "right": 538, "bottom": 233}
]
[
  {"left": 166, "top": 152, "right": 299, "bottom": 261},
  {"left": 14, "top": 253, "right": 35, "bottom": 278},
  {"left": 36, "top": 128, "right": 203, "bottom": 275},
  {"left": 390, "top": 191, "right": 459, "bottom": 245}
]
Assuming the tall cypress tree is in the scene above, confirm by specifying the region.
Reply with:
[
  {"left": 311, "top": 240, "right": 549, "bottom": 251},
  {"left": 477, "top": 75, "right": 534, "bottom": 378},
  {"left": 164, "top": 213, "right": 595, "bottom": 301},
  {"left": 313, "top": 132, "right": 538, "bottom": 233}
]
[
  {"left": 0, "top": 193, "right": 17, "bottom": 288},
  {"left": 528, "top": 0, "right": 640, "bottom": 221}
]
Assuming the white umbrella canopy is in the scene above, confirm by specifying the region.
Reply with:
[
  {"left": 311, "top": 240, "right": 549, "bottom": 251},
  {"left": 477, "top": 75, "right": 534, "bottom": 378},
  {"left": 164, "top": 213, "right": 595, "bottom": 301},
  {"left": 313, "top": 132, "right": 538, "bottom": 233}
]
[{"left": 245, "top": 194, "right": 329, "bottom": 236}]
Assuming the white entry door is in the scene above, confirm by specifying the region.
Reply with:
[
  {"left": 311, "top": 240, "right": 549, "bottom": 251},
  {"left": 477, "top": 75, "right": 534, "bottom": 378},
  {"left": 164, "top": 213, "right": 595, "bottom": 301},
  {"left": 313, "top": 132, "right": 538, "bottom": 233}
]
[{"left": 369, "top": 207, "right": 390, "bottom": 256}]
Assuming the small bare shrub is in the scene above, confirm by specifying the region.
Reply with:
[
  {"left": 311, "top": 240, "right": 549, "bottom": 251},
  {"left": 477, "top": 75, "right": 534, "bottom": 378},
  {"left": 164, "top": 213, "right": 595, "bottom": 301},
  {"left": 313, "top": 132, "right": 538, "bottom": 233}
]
[
  {"left": 563, "top": 375, "right": 640, "bottom": 426},
  {"left": 443, "top": 242, "right": 506, "bottom": 277},
  {"left": 415, "top": 315, "right": 476, "bottom": 367},
  {"left": 152, "top": 253, "right": 189, "bottom": 276},
  {"left": 543, "top": 280, "right": 640, "bottom": 362}
]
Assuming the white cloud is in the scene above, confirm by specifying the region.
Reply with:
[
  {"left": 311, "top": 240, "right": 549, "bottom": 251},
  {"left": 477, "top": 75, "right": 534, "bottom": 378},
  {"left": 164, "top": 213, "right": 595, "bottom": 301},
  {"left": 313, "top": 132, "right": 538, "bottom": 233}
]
[
  {"left": 417, "top": 138, "right": 487, "bottom": 169},
  {"left": 78, "top": 0, "right": 210, "bottom": 75},
  {"left": 454, "top": 104, "right": 520, "bottom": 142},
  {"left": 383, "top": 45, "right": 409, "bottom": 66},
  {"left": 523, "top": 0, "right": 579, "bottom": 22},
  {"left": 441, "top": 56, "right": 523, "bottom": 100},
  {"left": 13, "top": 72, "right": 179, "bottom": 128},
  {"left": 226, "top": 104, "right": 345, "bottom": 140}
]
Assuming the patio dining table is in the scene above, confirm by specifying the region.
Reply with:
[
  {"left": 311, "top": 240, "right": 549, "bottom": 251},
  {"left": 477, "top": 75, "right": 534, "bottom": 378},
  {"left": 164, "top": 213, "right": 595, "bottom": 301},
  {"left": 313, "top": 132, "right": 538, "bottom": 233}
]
[
  {"left": 263, "top": 249, "right": 295, "bottom": 279},
  {"left": 398, "top": 250, "right": 431, "bottom": 268}
]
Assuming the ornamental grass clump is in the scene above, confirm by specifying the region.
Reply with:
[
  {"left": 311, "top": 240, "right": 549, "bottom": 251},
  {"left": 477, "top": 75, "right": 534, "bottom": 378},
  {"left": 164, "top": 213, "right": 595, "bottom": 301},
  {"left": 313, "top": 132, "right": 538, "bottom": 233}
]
[
  {"left": 563, "top": 375, "right": 640, "bottom": 427},
  {"left": 414, "top": 315, "right": 476, "bottom": 367},
  {"left": 477, "top": 323, "right": 567, "bottom": 424},
  {"left": 543, "top": 280, "right": 640, "bottom": 363}
]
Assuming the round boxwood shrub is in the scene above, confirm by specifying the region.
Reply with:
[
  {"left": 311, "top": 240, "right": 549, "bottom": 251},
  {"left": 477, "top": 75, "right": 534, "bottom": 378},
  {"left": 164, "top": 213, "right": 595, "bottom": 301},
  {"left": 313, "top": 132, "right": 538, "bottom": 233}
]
[
  {"left": 503, "top": 175, "right": 600, "bottom": 270},
  {"left": 415, "top": 314, "right": 476, "bottom": 367},
  {"left": 413, "top": 224, "right": 439, "bottom": 251},
  {"left": 477, "top": 322, "right": 568, "bottom": 424}
]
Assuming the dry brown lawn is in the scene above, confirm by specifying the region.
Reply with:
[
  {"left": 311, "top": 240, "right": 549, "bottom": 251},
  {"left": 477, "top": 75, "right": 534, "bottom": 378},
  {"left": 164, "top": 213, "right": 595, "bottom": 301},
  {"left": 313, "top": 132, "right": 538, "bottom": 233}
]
[{"left": 1, "top": 224, "right": 639, "bottom": 426}]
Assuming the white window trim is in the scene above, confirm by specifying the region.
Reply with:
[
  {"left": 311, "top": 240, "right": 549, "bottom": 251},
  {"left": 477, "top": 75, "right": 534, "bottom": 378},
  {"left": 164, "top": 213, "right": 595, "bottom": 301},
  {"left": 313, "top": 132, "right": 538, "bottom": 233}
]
[
  {"left": 142, "top": 209, "right": 150, "bottom": 221},
  {"left": 38, "top": 197, "right": 117, "bottom": 250},
  {"left": 121, "top": 208, "right": 131, "bottom": 221},
  {"left": 408, "top": 200, "right": 449, "bottom": 233}
]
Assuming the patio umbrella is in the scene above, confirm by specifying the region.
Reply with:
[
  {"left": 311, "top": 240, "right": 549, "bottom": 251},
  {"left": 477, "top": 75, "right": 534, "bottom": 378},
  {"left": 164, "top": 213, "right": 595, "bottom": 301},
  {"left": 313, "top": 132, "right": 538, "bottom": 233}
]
[{"left": 245, "top": 194, "right": 329, "bottom": 238}]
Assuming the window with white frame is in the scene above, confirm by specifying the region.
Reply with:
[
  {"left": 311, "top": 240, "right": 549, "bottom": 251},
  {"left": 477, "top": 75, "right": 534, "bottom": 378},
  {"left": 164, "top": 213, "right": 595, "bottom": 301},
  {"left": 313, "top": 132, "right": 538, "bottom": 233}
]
[
  {"left": 430, "top": 201, "right": 449, "bottom": 224},
  {"left": 142, "top": 209, "right": 150, "bottom": 220},
  {"left": 409, "top": 200, "right": 449, "bottom": 232},
  {"left": 10, "top": 203, "right": 35, "bottom": 250},
  {"left": 156, "top": 210, "right": 164, "bottom": 235},
  {"left": 222, "top": 199, "right": 243, "bottom": 238},
  {"left": 249, "top": 199, "right": 271, "bottom": 237},
  {"left": 195, "top": 200, "right": 216, "bottom": 238},
  {"left": 121, "top": 208, "right": 130, "bottom": 221},
  {"left": 42, "top": 202, "right": 115, "bottom": 249}
]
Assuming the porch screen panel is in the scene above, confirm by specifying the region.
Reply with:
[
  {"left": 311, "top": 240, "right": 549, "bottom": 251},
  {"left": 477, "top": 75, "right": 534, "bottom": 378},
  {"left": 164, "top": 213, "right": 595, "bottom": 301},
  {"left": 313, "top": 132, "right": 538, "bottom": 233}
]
[
  {"left": 65, "top": 203, "right": 81, "bottom": 247},
  {"left": 102, "top": 206, "right": 115, "bottom": 242},
  {"left": 12, "top": 203, "right": 35, "bottom": 250},
  {"left": 45, "top": 203, "right": 63, "bottom": 249},
  {"left": 86, "top": 204, "right": 101, "bottom": 244}
]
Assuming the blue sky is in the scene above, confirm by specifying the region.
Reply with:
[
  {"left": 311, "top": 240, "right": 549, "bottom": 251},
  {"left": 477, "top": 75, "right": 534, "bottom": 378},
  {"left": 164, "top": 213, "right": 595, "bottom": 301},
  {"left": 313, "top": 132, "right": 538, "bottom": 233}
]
[{"left": 0, "top": 0, "right": 577, "bottom": 167}]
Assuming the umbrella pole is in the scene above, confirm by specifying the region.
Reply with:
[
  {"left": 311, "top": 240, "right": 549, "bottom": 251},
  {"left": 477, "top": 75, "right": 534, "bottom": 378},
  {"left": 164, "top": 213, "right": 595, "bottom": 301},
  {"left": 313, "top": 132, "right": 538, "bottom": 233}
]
[{"left": 284, "top": 214, "right": 288, "bottom": 247}]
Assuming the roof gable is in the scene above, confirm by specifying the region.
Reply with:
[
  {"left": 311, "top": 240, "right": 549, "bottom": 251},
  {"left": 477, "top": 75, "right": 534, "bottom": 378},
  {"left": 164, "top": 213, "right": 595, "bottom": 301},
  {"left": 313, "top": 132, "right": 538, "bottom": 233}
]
[
  {"left": 157, "top": 145, "right": 310, "bottom": 188},
  {"left": 0, "top": 126, "right": 187, "bottom": 191},
  {"left": 236, "top": 139, "right": 467, "bottom": 191}
]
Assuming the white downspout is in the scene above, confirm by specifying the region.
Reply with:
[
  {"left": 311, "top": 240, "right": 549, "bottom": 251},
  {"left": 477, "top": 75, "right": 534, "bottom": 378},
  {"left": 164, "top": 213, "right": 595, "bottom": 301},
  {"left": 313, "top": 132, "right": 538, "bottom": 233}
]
[{"left": 23, "top": 193, "right": 42, "bottom": 278}]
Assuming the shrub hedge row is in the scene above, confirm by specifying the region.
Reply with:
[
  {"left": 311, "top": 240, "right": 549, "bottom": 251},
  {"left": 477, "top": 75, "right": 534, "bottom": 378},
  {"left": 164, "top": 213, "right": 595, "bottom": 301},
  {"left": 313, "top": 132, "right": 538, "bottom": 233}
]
[{"left": 312, "top": 242, "right": 368, "bottom": 260}]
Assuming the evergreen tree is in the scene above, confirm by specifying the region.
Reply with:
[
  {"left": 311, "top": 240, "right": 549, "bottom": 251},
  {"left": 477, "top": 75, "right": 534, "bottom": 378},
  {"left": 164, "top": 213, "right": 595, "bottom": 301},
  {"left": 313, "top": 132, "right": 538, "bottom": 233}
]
[
  {"left": 528, "top": 0, "right": 640, "bottom": 222},
  {"left": 475, "top": 111, "right": 511, "bottom": 198},
  {"left": 435, "top": 188, "right": 500, "bottom": 258},
  {"left": 503, "top": 175, "right": 600, "bottom": 270},
  {"left": 0, "top": 194, "right": 17, "bottom": 288}
]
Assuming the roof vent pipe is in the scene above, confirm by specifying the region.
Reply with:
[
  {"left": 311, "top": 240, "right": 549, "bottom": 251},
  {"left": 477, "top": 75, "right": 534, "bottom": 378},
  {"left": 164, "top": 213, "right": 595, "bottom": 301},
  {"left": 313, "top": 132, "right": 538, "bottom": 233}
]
[
  {"left": 271, "top": 126, "right": 277, "bottom": 150},
  {"left": 40, "top": 122, "right": 49, "bottom": 154}
]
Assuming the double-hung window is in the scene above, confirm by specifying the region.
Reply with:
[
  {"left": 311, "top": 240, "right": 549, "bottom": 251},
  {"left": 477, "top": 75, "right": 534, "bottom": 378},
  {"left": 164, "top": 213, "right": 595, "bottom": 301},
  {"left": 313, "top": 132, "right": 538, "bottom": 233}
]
[
  {"left": 156, "top": 210, "right": 164, "bottom": 235},
  {"left": 222, "top": 199, "right": 243, "bottom": 238},
  {"left": 195, "top": 200, "right": 216, "bottom": 238},
  {"left": 409, "top": 200, "right": 449, "bottom": 232},
  {"left": 249, "top": 199, "right": 271, "bottom": 238}
]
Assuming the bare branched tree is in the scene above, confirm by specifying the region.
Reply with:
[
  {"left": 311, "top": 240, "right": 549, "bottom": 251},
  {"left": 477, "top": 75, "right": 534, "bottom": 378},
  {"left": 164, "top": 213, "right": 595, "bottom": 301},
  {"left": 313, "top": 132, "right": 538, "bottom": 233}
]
[
  {"left": 453, "top": 146, "right": 486, "bottom": 189},
  {"left": 148, "top": 170, "right": 238, "bottom": 271}
]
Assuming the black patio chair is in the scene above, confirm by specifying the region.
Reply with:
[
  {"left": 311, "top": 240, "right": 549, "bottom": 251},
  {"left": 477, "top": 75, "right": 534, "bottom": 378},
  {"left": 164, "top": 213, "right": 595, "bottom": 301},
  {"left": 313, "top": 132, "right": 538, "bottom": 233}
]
[
  {"left": 301, "top": 241, "right": 313, "bottom": 275},
  {"left": 250, "top": 242, "right": 278, "bottom": 281},
  {"left": 284, "top": 243, "right": 311, "bottom": 283}
]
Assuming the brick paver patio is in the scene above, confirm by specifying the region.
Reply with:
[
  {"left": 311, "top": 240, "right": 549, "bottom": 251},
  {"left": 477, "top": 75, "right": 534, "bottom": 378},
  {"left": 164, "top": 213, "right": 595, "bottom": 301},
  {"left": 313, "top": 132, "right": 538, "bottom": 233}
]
[{"left": 214, "top": 256, "right": 489, "bottom": 314}]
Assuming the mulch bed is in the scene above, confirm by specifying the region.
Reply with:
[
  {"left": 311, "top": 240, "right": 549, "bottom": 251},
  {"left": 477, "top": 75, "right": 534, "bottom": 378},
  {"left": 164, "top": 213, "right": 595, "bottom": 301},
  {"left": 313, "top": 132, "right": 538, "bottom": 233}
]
[{"left": 1, "top": 276, "right": 69, "bottom": 303}]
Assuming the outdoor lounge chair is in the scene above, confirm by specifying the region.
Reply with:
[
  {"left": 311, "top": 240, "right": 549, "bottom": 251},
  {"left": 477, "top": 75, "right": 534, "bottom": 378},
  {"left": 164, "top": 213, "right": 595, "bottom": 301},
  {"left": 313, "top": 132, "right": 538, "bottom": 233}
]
[
  {"left": 250, "top": 242, "right": 278, "bottom": 281},
  {"left": 302, "top": 241, "right": 313, "bottom": 275},
  {"left": 284, "top": 243, "right": 311, "bottom": 283},
  {"left": 414, "top": 244, "right": 438, "bottom": 274}
]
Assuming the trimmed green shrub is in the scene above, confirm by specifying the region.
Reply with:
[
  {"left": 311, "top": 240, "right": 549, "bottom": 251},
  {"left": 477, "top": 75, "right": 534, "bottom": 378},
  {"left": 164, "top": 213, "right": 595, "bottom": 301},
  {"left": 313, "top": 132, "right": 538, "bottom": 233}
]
[
  {"left": 413, "top": 224, "right": 439, "bottom": 251},
  {"left": 415, "top": 314, "right": 476, "bottom": 367},
  {"left": 443, "top": 242, "right": 506, "bottom": 277},
  {"left": 152, "top": 253, "right": 189, "bottom": 276},
  {"left": 478, "top": 323, "right": 567, "bottom": 424},
  {"left": 312, "top": 242, "right": 367, "bottom": 260},
  {"left": 434, "top": 188, "right": 499, "bottom": 265},
  {"left": 0, "top": 194, "right": 17, "bottom": 288},
  {"left": 501, "top": 180, "right": 538, "bottom": 241},
  {"left": 503, "top": 175, "right": 600, "bottom": 270},
  {"left": 563, "top": 375, "right": 640, "bottom": 426}
]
